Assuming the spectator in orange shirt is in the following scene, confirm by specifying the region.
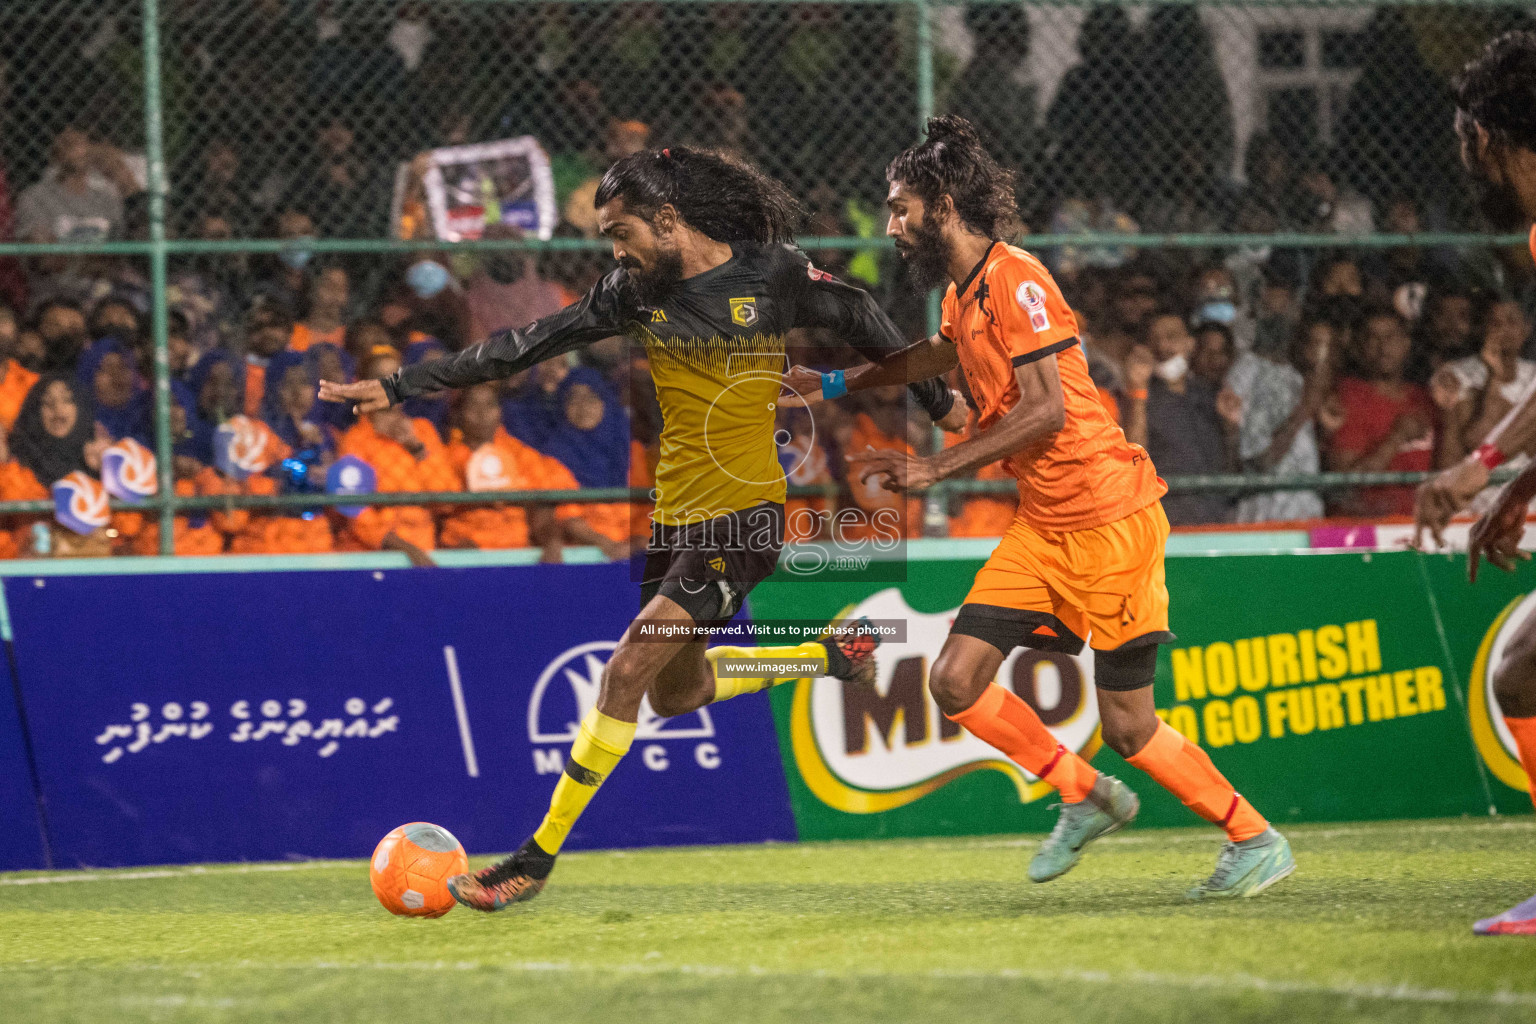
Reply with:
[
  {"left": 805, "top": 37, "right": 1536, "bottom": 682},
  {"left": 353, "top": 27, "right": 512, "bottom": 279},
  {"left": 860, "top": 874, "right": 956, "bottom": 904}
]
[
  {"left": 844, "top": 393, "right": 923, "bottom": 541},
  {"left": 290, "top": 263, "right": 349, "bottom": 353},
  {"left": 0, "top": 425, "right": 50, "bottom": 558},
  {"left": 778, "top": 404, "right": 837, "bottom": 543},
  {"left": 0, "top": 300, "right": 39, "bottom": 432},
  {"left": 945, "top": 407, "right": 1018, "bottom": 538},
  {"left": 336, "top": 349, "right": 460, "bottom": 552},
  {"left": 441, "top": 382, "right": 584, "bottom": 556}
]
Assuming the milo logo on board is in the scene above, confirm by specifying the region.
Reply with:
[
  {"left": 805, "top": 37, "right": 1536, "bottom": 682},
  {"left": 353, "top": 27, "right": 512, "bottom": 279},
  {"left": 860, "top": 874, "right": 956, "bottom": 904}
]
[{"left": 788, "top": 588, "right": 1101, "bottom": 814}]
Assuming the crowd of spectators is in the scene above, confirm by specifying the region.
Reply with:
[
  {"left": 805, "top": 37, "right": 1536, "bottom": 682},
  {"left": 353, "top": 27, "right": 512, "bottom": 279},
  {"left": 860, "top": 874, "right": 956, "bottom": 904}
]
[{"left": 0, "top": 3, "right": 1527, "bottom": 556}]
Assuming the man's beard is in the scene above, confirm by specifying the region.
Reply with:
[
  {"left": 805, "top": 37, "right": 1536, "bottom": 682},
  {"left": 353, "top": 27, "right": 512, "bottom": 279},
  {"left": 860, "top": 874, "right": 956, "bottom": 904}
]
[
  {"left": 895, "top": 218, "right": 951, "bottom": 291},
  {"left": 1474, "top": 176, "right": 1528, "bottom": 231},
  {"left": 622, "top": 248, "right": 685, "bottom": 306}
]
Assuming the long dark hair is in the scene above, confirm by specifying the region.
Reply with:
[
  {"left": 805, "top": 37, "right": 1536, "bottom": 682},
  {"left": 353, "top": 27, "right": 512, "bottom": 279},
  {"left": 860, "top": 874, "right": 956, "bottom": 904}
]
[
  {"left": 886, "top": 115, "right": 1018, "bottom": 239},
  {"left": 594, "top": 146, "right": 803, "bottom": 245},
  {"left": 1455, "top": 30, "right": 1536, "bottom": 152}
]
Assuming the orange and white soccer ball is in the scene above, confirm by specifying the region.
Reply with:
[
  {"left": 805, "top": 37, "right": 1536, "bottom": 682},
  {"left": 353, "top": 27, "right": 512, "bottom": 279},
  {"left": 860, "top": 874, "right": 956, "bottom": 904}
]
[{"left": 369, "top": 822, "right": 469, "bottom": 917}]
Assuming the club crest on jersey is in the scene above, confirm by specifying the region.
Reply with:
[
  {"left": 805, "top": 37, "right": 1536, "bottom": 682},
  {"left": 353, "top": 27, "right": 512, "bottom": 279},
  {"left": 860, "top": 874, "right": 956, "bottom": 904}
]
[
  {"left": 730, "top": 297, "right": 759, "bottom": 327},
  {"left": 1017, "top": 281, "right": 1051, "bottom": 331}
]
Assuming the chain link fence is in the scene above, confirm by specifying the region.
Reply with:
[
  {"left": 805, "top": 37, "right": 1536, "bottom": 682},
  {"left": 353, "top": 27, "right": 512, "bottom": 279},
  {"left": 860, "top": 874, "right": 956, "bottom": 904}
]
[{"left": 0, "top": 0, "right": 1526, "bottom": 555}]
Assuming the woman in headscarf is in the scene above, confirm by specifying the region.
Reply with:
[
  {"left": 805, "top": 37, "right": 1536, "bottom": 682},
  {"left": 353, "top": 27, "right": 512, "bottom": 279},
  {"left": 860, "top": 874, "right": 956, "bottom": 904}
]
[
  {"left": 76, "top": 336, "right": 147, "bottom": 441},
  {"left": 538, "top": 366, "right": 635, "bottom": 549},
  {"left": 10, "top": 374, "right": 101, "bottom": 486},
  {"left": 260, "top": 348, "right": 337, "bottom": 460}
]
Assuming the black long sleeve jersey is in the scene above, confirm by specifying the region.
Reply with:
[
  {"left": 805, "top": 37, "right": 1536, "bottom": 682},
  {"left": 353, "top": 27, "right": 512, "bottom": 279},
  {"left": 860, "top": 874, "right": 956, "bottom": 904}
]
[{"left": 383, "top": 241, "right": 953, "bottom": 524}]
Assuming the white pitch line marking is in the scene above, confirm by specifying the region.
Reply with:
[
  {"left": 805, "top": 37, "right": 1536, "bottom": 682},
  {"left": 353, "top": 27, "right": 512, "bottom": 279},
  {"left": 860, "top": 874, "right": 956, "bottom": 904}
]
[
  {"left": 443, "top": 645, "right": 480, "bottom": 778},
  {"left": 0, "top": 862, "right": 333, "bottom": 886},
  {"left": 6, "top": 960, "right": 1531, "bottom": 1008}
]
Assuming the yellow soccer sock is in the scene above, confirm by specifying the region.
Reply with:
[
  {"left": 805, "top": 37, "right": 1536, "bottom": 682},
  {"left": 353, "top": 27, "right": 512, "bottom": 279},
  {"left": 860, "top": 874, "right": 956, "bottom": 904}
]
[
  {"left": 530, "top": 708, "right": 636, "bottom": 855},
  {"left": 707, "top": 642, "right": 829, "bottom": 703}
]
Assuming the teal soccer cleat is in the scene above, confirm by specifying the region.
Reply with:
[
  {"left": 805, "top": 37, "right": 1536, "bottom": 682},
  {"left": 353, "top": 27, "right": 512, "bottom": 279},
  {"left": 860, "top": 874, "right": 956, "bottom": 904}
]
[
  {"left": 1028, "top": 775, "right": 1140, "bottom": 883},
  {"left": 1187, "top": 827, "right": 1296, "bottom": 900}
]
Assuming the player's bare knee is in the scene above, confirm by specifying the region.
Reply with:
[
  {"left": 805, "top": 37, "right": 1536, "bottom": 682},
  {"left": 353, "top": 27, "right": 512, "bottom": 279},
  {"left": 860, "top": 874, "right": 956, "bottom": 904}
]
[
  {"left": 928, "top": 655, "right": 988, "bottom": 718},
  {"left": 1099, "top": 711, "right": 1157, "bottom": 758},
  {"left": 597, "top": 649, "right": 653, "bottom": 714},
  {"left": 1094, "top": 644, "right": 1161, "bottom": 755}
]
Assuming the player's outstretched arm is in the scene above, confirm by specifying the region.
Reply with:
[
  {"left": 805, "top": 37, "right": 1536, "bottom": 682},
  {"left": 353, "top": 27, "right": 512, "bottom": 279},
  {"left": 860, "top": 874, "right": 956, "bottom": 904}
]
[
  {"left": 852, "top": 353, "right": 1063, "bottom": 492},
  {"left": 782, "top": 334, "right": 962, "bottom": 419},
  {"left": 1414, "top": 369, "right": 1536, "bottom": 553},
  {"left": 783, "top": 250, "right": 961, "bottom": 428},
  {"left": 322, "top": 273, "right": 627, "bottom": 413}
]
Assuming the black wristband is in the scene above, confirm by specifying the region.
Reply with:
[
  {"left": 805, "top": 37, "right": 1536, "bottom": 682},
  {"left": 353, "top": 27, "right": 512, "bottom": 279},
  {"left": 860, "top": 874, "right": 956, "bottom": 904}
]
[
  {"left": 380, "top": 374, "right": 401, "bottom": 407},
  {"left": 927, "top": 386, "right": 955, "bottom": 423}
]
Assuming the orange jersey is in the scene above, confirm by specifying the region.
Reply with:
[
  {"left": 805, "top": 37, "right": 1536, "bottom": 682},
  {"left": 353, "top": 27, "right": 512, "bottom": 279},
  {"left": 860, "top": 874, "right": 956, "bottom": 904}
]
[
  {"left": 338, "top": 415, "right": 460, "bottom": 550},
  {"left": 290, "top": 323, "right": 345, "bottom": 353},
  {"left": 441, "top": 427, "right": 584, "bottom": 549},
  {"left": 0, "top": 361, "right": 38, "bottom": 433},
  {"left": 941, "top": 242, "right": 1164, "bottom": 532}
]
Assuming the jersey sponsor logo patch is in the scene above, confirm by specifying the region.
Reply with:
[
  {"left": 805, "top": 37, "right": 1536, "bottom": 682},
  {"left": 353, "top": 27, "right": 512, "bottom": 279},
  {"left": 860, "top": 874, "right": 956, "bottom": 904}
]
[
  {"left": 807, "top": 265, "right": 837, "bottom": 284},
  {"left": 1017, "top": 281, "right": 1051, "bottom": 331},
  {"left": 730, "top": 297, "right": 759, "bottom": 327},
  {"left": 650, "top": 308, "right": 668, "bottom": 323}
]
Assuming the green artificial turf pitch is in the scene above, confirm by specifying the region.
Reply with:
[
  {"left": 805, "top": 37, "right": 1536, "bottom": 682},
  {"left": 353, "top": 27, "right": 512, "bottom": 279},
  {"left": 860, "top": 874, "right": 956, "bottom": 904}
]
[{"left": 3, "top": 818, "right": 1535, "bottom": 1023}]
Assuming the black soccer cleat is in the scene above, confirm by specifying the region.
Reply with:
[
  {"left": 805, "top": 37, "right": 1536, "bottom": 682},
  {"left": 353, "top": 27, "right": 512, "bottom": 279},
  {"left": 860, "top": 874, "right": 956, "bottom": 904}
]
[
  {"left": 823, "top": 616, "right": 881, "bottom": 685},
  {"left": 446, "top": 837, "right": 557, "bottom": 912}
]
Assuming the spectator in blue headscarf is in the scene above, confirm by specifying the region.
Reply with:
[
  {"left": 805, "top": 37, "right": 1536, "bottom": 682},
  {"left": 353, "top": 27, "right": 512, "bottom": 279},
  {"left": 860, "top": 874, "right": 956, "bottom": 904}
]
[
  {"left": 77, "top": 336, "right": 147, "bottom": 440},
  {"left": 540, "top": 366, "right": 630, "bottom": 489},
  {"left": 400, "top": 327, "right": 450, "bottom": 439},
  {"left": 261, "top": 349, "right": 337, "bottom": 459}
]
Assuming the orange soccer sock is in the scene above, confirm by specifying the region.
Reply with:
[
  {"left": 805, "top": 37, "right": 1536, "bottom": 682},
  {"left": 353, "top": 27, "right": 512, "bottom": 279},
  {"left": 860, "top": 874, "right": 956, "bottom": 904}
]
[
  {"left": 948, "top": 682, "right": 1098, "bottom": 803},
  {"left": 1504, "top": 716, "right": 1536, "bottom": 813},
  {"left": 1127, "top": 721, "right": 1268, "bottom": 842}
]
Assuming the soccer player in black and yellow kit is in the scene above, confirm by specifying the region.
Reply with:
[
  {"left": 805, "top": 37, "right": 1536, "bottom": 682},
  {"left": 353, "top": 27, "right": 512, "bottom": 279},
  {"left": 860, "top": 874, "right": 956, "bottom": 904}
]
[{"left": 321, "top": 147, "right": 964, "bottom": 910}]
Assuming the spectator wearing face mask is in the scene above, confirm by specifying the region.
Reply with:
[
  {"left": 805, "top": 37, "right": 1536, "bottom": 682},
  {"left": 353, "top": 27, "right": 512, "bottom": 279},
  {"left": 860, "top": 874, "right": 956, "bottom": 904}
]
[
  {"left": 1431, "top": 297, "right": 1535, "bottom": 468},
  {"left": 464, "top": 225, "right": 567, "bottom": 339},
  {"left": 251, "top": 206, "right": 318, "bottom": 316},
  {"left": 380, "top": 256, "right": 471, "bottom": 350},
  {"left": 1326, "top": 307, "right": 1434, "bottom": 517},
  {"left": 1122, "top": 311, "right": 1242, "bottom": 526},
  {"left": 32, "top": 299, "right": 89, "bottom": 374},
  {"left": 1192, "top": 264, "right": 1252, "bottom": 351}
]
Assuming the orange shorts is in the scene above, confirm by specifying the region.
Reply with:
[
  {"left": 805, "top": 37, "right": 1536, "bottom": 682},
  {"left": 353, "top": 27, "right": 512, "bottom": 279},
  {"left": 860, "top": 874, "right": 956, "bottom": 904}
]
[{"left": 955, "top": 500, "right": 1174, "bottom": 657}]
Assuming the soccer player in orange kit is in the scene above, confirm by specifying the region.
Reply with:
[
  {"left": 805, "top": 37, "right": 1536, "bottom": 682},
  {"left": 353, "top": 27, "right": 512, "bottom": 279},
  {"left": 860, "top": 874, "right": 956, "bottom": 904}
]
[
  {"left": 786, "top": 117, "right": 1294, "bottom": 897},
  {"left": 1414, "top": 31, "right": 1536, "bottom": 935}
]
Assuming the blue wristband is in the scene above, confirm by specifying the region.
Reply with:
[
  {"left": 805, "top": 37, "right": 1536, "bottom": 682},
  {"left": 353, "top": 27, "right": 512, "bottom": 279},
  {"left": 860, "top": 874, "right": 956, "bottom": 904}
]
[{"left": 821, "top": 369, "right": 848, "bottom": 400}]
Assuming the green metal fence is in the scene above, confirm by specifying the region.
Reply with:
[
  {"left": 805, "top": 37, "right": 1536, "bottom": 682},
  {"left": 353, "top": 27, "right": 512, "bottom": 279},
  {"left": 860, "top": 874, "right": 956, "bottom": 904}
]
[{"left": 0, "top": 0, "right": 1527, "bottom": 553}]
